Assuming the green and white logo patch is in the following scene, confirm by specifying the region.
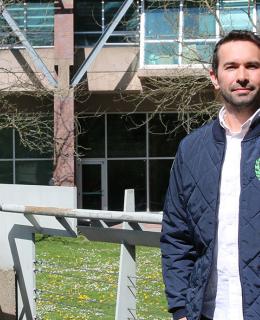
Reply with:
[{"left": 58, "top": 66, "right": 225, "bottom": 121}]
[{"left": 255, "top": 158, "right": 260, "bottom": 181}]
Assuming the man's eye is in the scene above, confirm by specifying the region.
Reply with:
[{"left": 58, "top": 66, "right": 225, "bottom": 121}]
[{"left": 225, "top": 66, "right": 235, "bottom": 70}]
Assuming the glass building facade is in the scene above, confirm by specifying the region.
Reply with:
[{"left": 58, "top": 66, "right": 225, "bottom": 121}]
[
  {"left": 75, "top": 0, "right": 140, "bottom": 46},
  {"left": 142, "top": 0, "right": 259, "bottom": 66},
  {"left": 0, "top": 0, "right": 259, "bottom": 57},
  {"left": 77, "top": 113, "right": 188, "bottom": 211},
  {"left": 0, "top": 0, "right": 259, "bottom": 211},
  {"left": 0, "top": 0, "right": 54, "bottom": 46},
  {"left": 0, "top": 128, "right": 53, "bottom": 185}
]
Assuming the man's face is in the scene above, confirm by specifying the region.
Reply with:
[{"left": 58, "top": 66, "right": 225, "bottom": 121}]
[{"left": 210, "top": 40, "right": 260, "bottom": 111}]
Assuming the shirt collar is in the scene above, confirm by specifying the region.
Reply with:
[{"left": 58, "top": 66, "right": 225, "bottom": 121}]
[{"left": 219, "top": 107, "right": 260, "bottom": 136}]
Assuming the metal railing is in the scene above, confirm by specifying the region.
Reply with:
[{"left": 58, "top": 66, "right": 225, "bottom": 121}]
[{"left": 0, "top": 189, "right": 165, "bottom": 320}]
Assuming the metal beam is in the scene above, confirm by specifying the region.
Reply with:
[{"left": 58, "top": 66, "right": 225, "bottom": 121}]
[
  {"left": 0, "top": 204, "right": 162, "bottom": 224},
  {"left": 0, "top": 3, "right": 57, "bottom": 88},
  {"left": 25, "top": 214, "right": 43, "bottom": 233},
  {"left": 78, "top": 226, "right": 161, "bottom": 247},
  {"left": 71, "top": 0, "right": 134, "bottom": 86},
  {"left": 116, "top": 189, "right": 136, "bottom": 320},
  {"left": 55, "top": 216, "right": 77, "bottom": 238}
]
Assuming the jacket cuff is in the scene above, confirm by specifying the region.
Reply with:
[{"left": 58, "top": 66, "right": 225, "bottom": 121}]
[{"left": 171, "top": 307, "right": 186, "bottom": 320}]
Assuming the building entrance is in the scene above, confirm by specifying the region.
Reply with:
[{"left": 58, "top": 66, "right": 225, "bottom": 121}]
[{"left": 77, "top": 160, "right": 107, "bottom": 210}]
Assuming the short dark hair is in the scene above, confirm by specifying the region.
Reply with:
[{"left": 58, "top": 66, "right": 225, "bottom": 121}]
[{"left": 212, "top": 30, "right": 260, "bottom": 76}]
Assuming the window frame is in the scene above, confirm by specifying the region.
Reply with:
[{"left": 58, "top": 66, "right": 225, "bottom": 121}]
[
  {"left": 140, "top": 0, "right": 258, "bottom": 68},
  {"left": 74, "top": 0, "right": 141, "bottom": 47},
  {"left": 77, "top": 111, "right": 190, "bottom": 211},
  {"left": 0, "top": 0, "right": 54, "bottom": 48}
]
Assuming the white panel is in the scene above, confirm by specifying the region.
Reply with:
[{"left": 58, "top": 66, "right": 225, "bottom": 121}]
[{"left": 0, "top": 184, "right": 77, "bottom": 320}]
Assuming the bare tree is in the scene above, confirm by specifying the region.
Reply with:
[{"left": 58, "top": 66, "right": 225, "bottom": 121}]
[
  {"left": 0, "top": 0, "right": 56, "bottom": 156},
  {"left": 128, "top": 0, "right": 260, "bottom": 134}
]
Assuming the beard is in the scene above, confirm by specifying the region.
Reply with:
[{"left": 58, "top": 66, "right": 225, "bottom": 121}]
[{"left": 220, "top": 86, "right": 260, "bottom": 111}]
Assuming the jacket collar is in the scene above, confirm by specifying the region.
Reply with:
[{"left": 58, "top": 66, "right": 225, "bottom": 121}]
[
  {"left": 213, "top": 109, "right": 260, "bottom": 142},
  {"left": 212, "top": 118, "right": 226, "bottom": 143},
  {"left": 245, "top": 116, "right": 260, "bottom": 140}
]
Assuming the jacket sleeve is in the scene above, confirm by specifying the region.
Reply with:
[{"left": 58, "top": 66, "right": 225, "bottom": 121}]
[{"left": 160, "top": 144, "right": 198, "bottom": 318}]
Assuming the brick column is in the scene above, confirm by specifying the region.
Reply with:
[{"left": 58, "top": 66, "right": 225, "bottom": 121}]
[{"left": 53, "top": 0, "right": 74, "bottom": 186}]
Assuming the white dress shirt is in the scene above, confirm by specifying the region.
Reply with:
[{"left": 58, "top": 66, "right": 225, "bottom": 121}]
[{"left": 202, "top": 107, "right": 260, "bottom": 320}]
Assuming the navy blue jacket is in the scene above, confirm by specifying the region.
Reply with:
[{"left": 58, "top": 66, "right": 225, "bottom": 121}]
[{"left": 161, "top": 117, "right": 260, "bottom": 320}]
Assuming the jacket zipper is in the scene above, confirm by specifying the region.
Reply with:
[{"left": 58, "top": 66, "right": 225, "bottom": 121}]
[
  {"left": 198, "top": 141, "right": 226, "bottom": 319},
  {"left": 238, "top": 140, "right": 246, "bottom": 319}
]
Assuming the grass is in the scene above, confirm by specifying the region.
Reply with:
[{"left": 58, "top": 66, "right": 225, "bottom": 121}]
[{"left": 35, "top": 235, "right": 171, "bottom": 320}]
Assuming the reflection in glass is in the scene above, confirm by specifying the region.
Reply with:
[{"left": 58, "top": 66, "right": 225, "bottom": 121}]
[
  {"left": 108, "top": 160, "right": 146, "bottom": 210},
  {"left": 105, "top": 0, "right": 139, "bottom": 32},
  {"left": 107, "top": 114, "right": 146, "bottom": 157},
  {"left": 75, "top": 0, "right": 138, "bottom": 45},
  {"left": 75, "top": 0, "right": 102, "bottom": 32},
  {"left": 107, "top": 34, "right": 138, "bottom": 43},
  {"left": 0, "top": 129, "right": 13, "bottom": 159},
  {"left": 0, "top": 2, "right": 54, "bottom": 46},
  {"left": 145, "top": 1, "right": 179, "bottom": 39},
  {"left": 75, "top": 34, "right": 101, "bottom": 46},
  {"left": 144, "top": 42, "right": 179, "bottom": 65},
  {"left": 189, "top": 113, "right": 211, "bottom": 131},
  {"left": 26, "top": 2, "right": 54, "bottom": 45},
  {"left": 182, "top": 42, "right": 215, "bottom": 64},
  {"left": 15, "top": 130, "right": 53, "bottom": 159},
  {"left": 149, "top": 114, "right": 187, "bottom": 157},
  {"left": 183, "top": 3, "right": 216, "bottom": 39},
  {"left": 16, "top": 160, "right": 53, "bottom": 185},
  {"left": 219, "top": 0, "right": 254, "bottom": 32},
  {"left": 78, "top": 115, "right": 105, "bottom": 158},
  {"left": 149, "top": 159, "right": 172, "bottom": 211},
  {"left": 0, "top": 162, "right": 13, "bottom": 184}
]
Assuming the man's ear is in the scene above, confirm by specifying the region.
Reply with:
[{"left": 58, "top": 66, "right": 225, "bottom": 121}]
[{"left": 209, "top": 69, "right": 220, "bottom": 89}]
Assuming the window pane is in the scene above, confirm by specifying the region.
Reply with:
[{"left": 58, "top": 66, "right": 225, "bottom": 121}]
[
  {"left": 82, "top": 164, "right": 102, "bottom": 210},
  {"left": 16, "top": 160, "right": 53, "bottom": 185},
  {"left": 75, "top": 33, "right": 102, "bottom": 46},
  {"left": 0, "top": 129, "right": 13, "bottom": 159},
  {"left": 183, "top": 2, "right": 216, "bottom": 39},
  {"left": 0, "top": 162, "right": 13, "bottom": 184},
  {"left": 6, "top": 5, "right": 25, "bottom": 28},
  {"left": 144, "top": 42, "right": 179, "bottom": 65},
  {"left": 107, "top": 114, "right": 146, "bottom": 157},
  {"left": 77, "top": 115, "right": 105, "bottom": 158},
  {"left": 0, "top": 5, "right": 22, "bottom": 45},
  {"left": 15, "top": 131, "right": 53, "bottom": 158},
  {"left": 219, "top": 1, "right": 254, "bottom": 32},
  {"left": 105, "top": 0, "right": 139, "bottom": 32},
  {"left": 149, "top": 159, "right": 172, "bottom": 211},
  {"left": 75, "top": 0, "right": 102, "bottom": 45},
  {"left": 149, "top": 114, "right": 186, "bottom": 157},
  {"left": 189, "top": 113, "right": 211, "bottom": 131},
  {"left": 26, "top": 31, "right": 53, "bottom": 46},
  {"left": 145, "top": 1, "right": 179, "bottom": 39},
  {"left": 75, "top": 0, "right": 102, "bottom": 32},
  {"left": 182, "top": 42, "right": 215, "bottom": 64},
  {"left": 107, "top": 34, "right": 138, "bottom": 43},
  {"left": 108, "top": 160, "right": 146, "bottom": 211},
  {"left": 26, "top": 3, "right": 54, "bottom": 46},
  {"left": 1, "top": 2, "right": 54, "bottom": 46}
]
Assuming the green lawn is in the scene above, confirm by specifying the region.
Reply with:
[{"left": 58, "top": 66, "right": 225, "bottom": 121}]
[{"left": 35, "top": 235, "right": 171, "bottom": 320}]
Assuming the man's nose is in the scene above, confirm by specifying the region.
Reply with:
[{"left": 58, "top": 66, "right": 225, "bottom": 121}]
[{"left": 236, "top": 67, "right": 249, "bottom": 84}]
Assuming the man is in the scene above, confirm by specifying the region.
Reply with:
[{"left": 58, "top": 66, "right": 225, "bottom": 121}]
[{"left": 160, "top": 30, "right": 260, "bottom": 320}]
